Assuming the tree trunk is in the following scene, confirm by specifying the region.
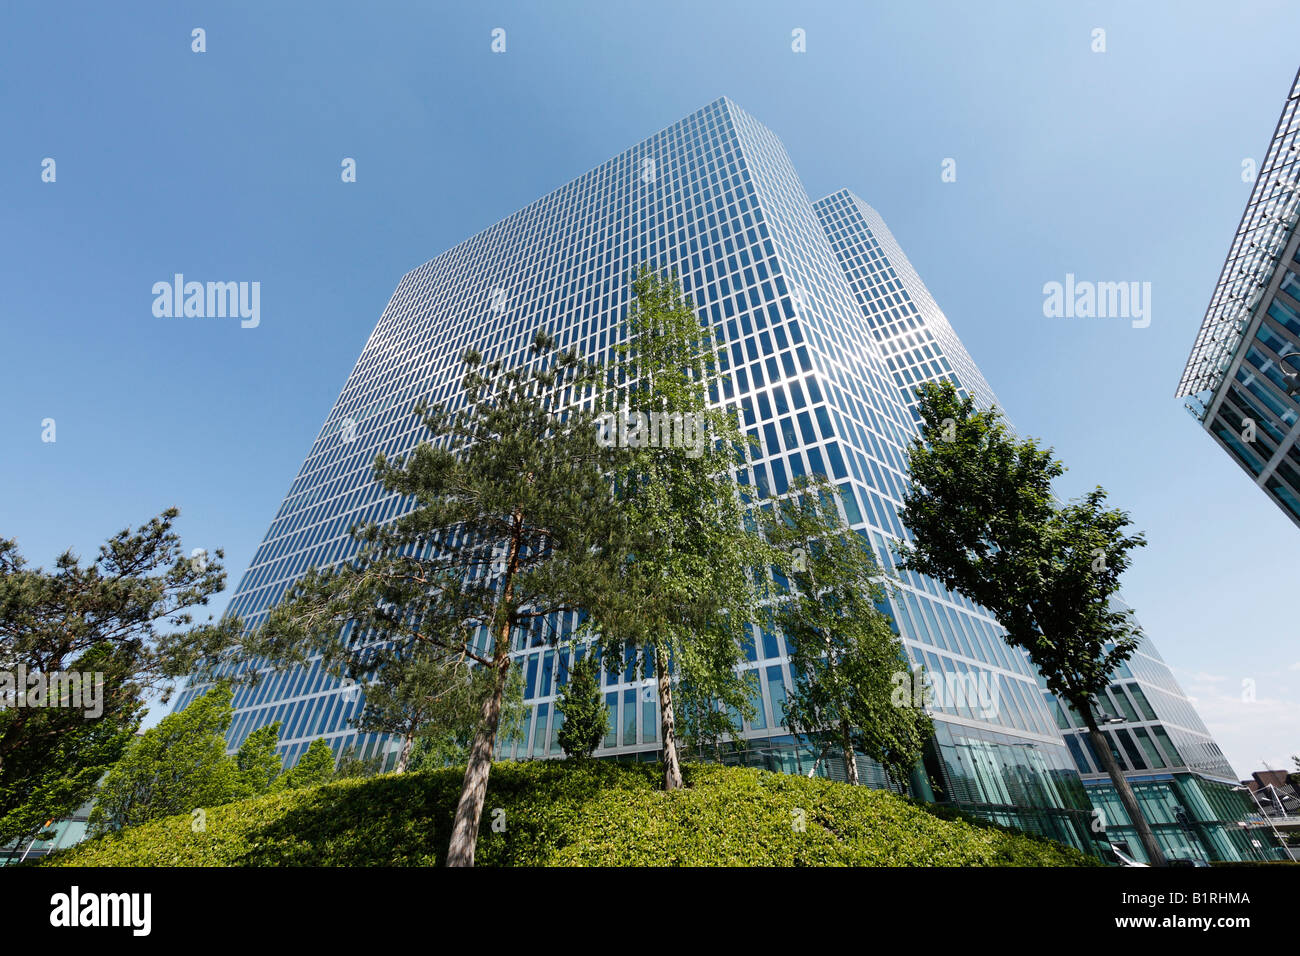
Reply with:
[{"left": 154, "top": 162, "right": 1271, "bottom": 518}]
[
  {"left": 840, "top": 719, "right": 859, "bottom": 786},
  {"left": 656, "top": 647, "right": 683, "bottom": 791},
  {"left": 395, "top": 733, "right": 414, "bottom": 774},
  {"left": 446, "top": 510, "right": 522, "bottom": 867},
  {"left": 1083, "top": 710, "right": 1166, "bottom": 867},
  {"left": 445, "top": 654, "right": 508, "bottom": 867}
]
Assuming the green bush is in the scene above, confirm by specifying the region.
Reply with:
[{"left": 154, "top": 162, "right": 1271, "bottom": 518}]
[
  {"left": 42, "top": 761, "right": 1095, "bottom": 867},
  {"left": 1209, "top": 859, "right": 1298, "bottom": 866}
]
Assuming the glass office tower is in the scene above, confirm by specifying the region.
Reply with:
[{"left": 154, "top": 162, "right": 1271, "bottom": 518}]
[
  {"left": 1178, "top": 67, "right": 1300, "bottom": 528},
  {"left": 180, "top": 95, "right": 1250, "bottom": 853},
  {"left": 816, "top": 190, "right": 1279, "bottom": 861},
  {"left": 814, "top": 189, "right": 1000, "bottom": 418},
  {"left": 809, "top": 188, "right": 1094, "bottom": 842}
]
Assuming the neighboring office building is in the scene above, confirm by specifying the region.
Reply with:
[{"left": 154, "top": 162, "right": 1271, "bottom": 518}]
[
  {"left": 818, "top": 192, "right": 1282, "bottom": 862},
  {"left": 0, "top": 797, "right": 93, "bottom": 866},
  {"left": 1177, "top": 67, "right": 1300, "bottom": 528},
  {"left": 1239, "top": 768, "right": 1300, "bottom": 860}
]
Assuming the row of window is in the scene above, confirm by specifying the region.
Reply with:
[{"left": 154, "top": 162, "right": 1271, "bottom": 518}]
[{"left": 206, "top": 98, "right": 1097, "bottom": 822}]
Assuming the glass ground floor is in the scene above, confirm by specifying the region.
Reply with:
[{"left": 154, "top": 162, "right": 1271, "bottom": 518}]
[
  {"left": 0, "top": 797, "right": 93, "bottom": 866},
  {"left": 1082, "top": 772, "right": 1288, "bottom": 863}
]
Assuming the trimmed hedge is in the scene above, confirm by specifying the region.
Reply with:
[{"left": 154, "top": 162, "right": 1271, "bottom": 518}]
[
  {"left": 1210, "top": 859, "right": 1299, "bottom": 866},
  {"left": 42, "top": 761, "right": 1095, "bottom": 867}
]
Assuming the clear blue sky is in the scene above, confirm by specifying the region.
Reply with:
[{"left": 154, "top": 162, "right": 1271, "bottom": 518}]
[{"left": 3, "top": 1, "right": 1297, "bottom": 777}]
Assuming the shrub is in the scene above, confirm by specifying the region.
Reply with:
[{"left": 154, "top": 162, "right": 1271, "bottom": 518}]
[{"left": 43, "top": 761, "right": 1095, "bottom": 867}]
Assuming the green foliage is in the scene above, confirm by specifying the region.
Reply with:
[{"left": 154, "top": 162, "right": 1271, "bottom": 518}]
[
  {"left": 898, "top": 382, "right": 1145, "bottom": 714},
  {"left": 234, "top": 721, "right": 283, "bottom": 797},
  {"left": 283, "top": 739, "right": 335, "bottom": 790},
  {"left": 0, "top": 643, "right": 143, "bottom": 849},
  {"left": 898, "top": 380, "right": 1164, "bottom": 863},
  {"left": 554, "top": 652, "right": 607, "bottom": 759},
  {"left": 44, "top": 761, "right": 1094, "bottom": 868},
  {"left": 247, "top": 330, "right": 620, "bottom": 863},
  {"left": 88, "top": 683, "right": 243, "bottom": 836},
  {"left": 355, "top": 647, "right": 526, "bottom": 772},
  {"left": 405, "top": 666, "right": 526, "bottom": 772},
  {"left": 0, "top": 508, "right": 239, "bottom": 845},
  {"left": 585, "top": 265, "right": 778, "bottom": 781},
  {"left": 329, "top": 745, "right": 384, "bottom": 781},
  {"left": 767, "top": 475, "right": 932, "bottom": 788}
]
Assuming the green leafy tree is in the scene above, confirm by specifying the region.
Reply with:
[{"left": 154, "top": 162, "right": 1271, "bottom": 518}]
[
  {"left": 554, "top": 651, "right": 607, "bottom": 759},
  {"left": 249, "top": 331, "right": 617, "bottom": 866},
  {"left": 897, "top": 380, "right": 1165, "bottom": 865},
  {"left": 586, "top": 266, "right": 777, "bottom": 791},
  {"left": 768, "top": 476, "right": 932, "bottom": 788},
  {"left": 89, "top": 683, "right": 242, "bottom": 836},
  {"left": 675, "top": 663, "right": 753, "bottom": 763},
  {"left": 405, "top": 667, "right": 526, "bottom": 772},
  {"left": 0, "top": 643, "right": 142, "bottom": 851},
  {"left": 352, "top": 649, "right": 462, "bottom": 774},
  {"left": 351, "top": 647, "right": 523, "bottom": 773},
  {"left": 234, "top": 721, "right": 283, "bottom": 797},
  {"left": 0, "top": 509, "right": 238, "bottom": 846},
  {"left": 329, "top": 745, "right": 383, "bottom": 781},
  {"left": 283, "top": 738, "right": 336, "bottom": 789}
]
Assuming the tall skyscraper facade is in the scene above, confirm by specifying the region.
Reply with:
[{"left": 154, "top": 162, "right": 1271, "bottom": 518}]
[
  {"left": 177, "top": 96, "right": 1256, "bottom": 858},
  {"left": 1178, "top": 67, "right": 1300, "bottom": 529},
  {"left": 818, "top": 190, "right": 1279, "bottom": 861},
  {"left": 814, "top": 189, "right": 1000, "bottom": 418}
]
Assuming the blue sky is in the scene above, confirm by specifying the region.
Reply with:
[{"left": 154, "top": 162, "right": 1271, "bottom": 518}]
[{"left": 3, "top": 1, "right": 1297, "bottom": 777}]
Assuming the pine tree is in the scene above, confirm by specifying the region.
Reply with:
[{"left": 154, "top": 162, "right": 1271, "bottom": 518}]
[
  {"left": 250, "top": 331, "right": 619, "bottom": 866},
  {"left": 353, "top": 647, "right": 527, "bottom": 773},
  {"left": 351, "top": 649, "right": 469, "bottom": 774},
  {"left": 0, "top": 508, "right": 238, "bottom": 846},
  {"left": 404, "top": 667, "right": 527, "bottom": 772},
  {"left": 555, "top": 651, "right": 607, "bottom": 759}
]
